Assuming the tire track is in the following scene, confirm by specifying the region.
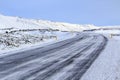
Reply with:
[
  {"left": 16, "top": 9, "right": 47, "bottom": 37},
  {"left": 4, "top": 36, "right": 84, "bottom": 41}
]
[
  {"left": 20, "top": 43, "right": 94, "bottom": 80},
  {"left": 0, "top": 34, "right": 107, "bottom": 80},
  {"left": 0, "top": 35, "right": 87, "bottom": 72},
  {"left": 62, "top": 36, "right": 108, "bottom": 80}
]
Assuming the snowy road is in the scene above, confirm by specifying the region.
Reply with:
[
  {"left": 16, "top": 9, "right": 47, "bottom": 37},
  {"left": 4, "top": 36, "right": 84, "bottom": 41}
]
[{"left": 0, "top": 33, "right": 107, "bottom": 80}]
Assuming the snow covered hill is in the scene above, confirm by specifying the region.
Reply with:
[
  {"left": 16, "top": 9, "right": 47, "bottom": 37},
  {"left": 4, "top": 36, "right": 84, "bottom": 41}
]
[
  {"left": 0, "top": 14, "right": 86, "bottom": 55},
  {"left": 0, "top": 14, "right": 98, "bottom": 31},
  {"left": 0, "top": 14, "right": 102, "bottom": 56}
]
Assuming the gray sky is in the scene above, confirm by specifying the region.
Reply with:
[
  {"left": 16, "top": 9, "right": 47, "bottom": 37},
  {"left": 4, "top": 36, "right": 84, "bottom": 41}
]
[{"left": 0, "top": 0, "right": 120, "bottom": 26}]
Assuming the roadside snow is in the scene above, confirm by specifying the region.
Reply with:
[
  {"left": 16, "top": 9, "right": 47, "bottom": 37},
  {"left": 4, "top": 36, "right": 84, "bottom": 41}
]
[
  {"left": 94, "top": 29, "right": 120, "bottom": 34},
  {"left": 0, "top": 31, "right": 76, "bottom": 57},
  {"left": 81, "top": 31, "right": 120, "bottom": 80}
]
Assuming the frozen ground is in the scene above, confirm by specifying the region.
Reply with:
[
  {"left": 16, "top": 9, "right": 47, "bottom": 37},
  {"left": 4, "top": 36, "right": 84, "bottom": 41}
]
[{"left": 81, "top": 30, "right": 120, "bottom": 80}]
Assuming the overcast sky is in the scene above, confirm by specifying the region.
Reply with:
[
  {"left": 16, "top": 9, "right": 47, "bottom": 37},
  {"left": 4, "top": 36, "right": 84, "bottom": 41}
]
[{"left": 0, "top": 0, "right": 120, "bottom": 26}]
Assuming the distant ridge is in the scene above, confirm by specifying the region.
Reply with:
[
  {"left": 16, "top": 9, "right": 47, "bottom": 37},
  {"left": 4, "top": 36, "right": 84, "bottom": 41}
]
[{"left": 0, "top": 14, "right": 98, "bottom": 31}]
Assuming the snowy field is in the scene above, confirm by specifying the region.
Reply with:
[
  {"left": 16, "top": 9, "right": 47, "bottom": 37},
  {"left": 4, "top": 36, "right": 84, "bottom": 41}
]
[{"left": 0, "top": 29, "right": 76, "bottom": 56}]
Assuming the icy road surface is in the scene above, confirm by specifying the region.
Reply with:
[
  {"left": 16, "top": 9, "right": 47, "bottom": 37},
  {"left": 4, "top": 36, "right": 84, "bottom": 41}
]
[{"left": 0, "top": 33, "right": 107, "bottom": 80}]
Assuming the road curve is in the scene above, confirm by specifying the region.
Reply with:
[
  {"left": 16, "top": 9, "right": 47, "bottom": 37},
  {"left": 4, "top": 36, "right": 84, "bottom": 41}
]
[{"left": 0, "top": 33, "right": 107, "bottom": 80}]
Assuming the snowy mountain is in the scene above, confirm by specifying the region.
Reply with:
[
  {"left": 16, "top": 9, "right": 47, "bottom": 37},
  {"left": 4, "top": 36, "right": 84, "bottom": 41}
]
[{"left": 0, "top": 14, "right": 98, "bottom": 31}]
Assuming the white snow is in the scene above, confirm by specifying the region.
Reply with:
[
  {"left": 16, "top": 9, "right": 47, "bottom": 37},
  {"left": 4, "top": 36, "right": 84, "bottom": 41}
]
[
  {"left": 81, "top": 30, "right": 120, "bottom": 80},
  {"left": 1, "top": 14, "right": 120, "bottom": 80},
  {"left": 0, "top": 14, "right": 97, "bottom": 56}
]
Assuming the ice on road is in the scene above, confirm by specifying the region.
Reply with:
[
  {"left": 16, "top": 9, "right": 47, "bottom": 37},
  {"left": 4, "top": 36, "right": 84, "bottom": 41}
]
[{"left": 0, "top": 33, "right": 107, "bottom": 80}]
